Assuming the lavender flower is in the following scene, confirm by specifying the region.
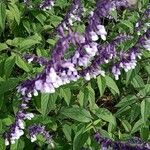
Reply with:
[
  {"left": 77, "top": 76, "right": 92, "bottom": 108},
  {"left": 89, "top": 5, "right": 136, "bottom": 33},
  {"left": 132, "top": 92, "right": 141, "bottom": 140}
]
[
  {"left": 56, "top": 0, "right": 83, "bottom": 36},
  {"left": 135, "top": 5, "right": 150, "bottom": 34},
  {"left": 4, "top": 96, "right": 34, "bottom": 145},
  {"left": 70, "top": 0, "right": 131, "bottom": 68},
  {"left": 24, "top": 54, "right": 49, "bottom": 66},
  {"left": 28, "top": 124, "right": 53, "bottom": 146},
  {"left": 40, "top": 0, "right": 54, "bottom": 10},
  {"left": 143, "top": 29, "right": 150, "bottom": 51},
  {"left": 112, "top": 28, "right": 150, "bottom": 80},
  {"left": 94, "top": 132, "right": 150, "bottom": 150},
  {"left": 78, "top": 34, "right": 131, "bottom": 81}
]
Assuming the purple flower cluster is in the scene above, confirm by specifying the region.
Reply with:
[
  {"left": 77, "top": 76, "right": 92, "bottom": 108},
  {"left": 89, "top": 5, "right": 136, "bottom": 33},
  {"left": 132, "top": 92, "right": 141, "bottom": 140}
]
[
  {"left": 40, "top": 0, "right": 54, "bottom": 10},
  {"left": 4, "top": 96, "right": 34, "bottom": 145},
  {"left": 4, "top": 0, "right": 150, "bottom": 147},
  {"left": 94, "top": 132, "right": 150, "bottom": 150},
  {"left": 136, "top": 5, "right": 150, "bottom": 34},
  {"left": 57, "top": 0, "right": 83, "bottom": 36},
  {"left": 112, "top": 28, "right": 150, "bottom": 80},
  {"left": 24, "top": 54, "right": 49, "bottom": 66},
  {"left": 28, "top": 124, "right": 53, "bottom": 146},
  {"left": 23, "top": 0, "right": 55, "bottom": 10}
]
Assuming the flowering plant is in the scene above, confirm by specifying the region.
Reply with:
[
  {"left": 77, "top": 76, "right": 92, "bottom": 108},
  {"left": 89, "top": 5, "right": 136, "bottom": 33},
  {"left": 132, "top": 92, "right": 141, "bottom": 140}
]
[{"left": 0, "top": 0, "right": 150, "bottom": 149}]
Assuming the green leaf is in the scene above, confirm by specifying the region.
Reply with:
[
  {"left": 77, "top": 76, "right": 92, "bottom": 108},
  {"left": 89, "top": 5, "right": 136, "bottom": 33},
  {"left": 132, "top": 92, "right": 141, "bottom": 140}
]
[
  {"left": 87, "top": 84, "right": 96, "bottom": 109},
  {"left": 121, "top": 120, "right": 132, "bottom": 132},
  {"left": 0, "top": 78, "right": 19, "bottom": 94},
  {"left": 130, "top": 104, "right": 140, "bottom": 123},
  {"left": 131, "top": 75, "right": 145, "bottom": 89},
  {"left": 10, "top": 139, "right": 24, "bottom": 150},
  {"left": 105, "top": 75, "right": 120, "bottom": 95},
  {"left": 0, "top": 138, "right": 5, "bottom": 150},
  {"left": 0, "top": 43, "right": 8, "bottom": 51},
  {"left": 97, "top": 76, "right": 106, "bottom": 97},
  {"left": 125, "top": 70, "right": 135, "bottom": 86},
  {"left": 115, "top": 95, "right": 136, "bottom": 108},
  {"left": 19, "top": 34, "right": 42, "bottom": 50},
  {"left": 41, "top": 93, "right": 50, "bottom": 116},
  {"left": 61, "top": 107, "right": 92, "bottom": 123},
  {"left": 140, "top": 126, "right": 150, "bottom": 141},
  {"left": 8, "top": 4, "right": 20, "bottom": 25},
  {"left": 73, "top": 127, "right": 89, "bottom": 150},
  {"left": 140, "top": 126, "right": 149, "bottom": 140},
  {"left": 4, "top": 55, "right": 15, "bottom": 78},
  {"left": 131, "top": 119, "right": 143, "bottom": 134},
  {"left": 0, "top": 2, "right": 6, "bottom": 31},
  {"left": 23, "top": 20, "right": 31, "bottom": 34},
  {"left": 2, "top": 117, "right": 12, "bottom": 126},
  {"left": 77, "top": 88, "right": 89, "bottom": 107},
  {"left": 15, "top": 55, "right": 30, "bottom": 72},
  {"left": 35, "top": 13, "right": 46, "bottom": 25},
  {"left": 141, "top": 100, "right": 150, "bottom": 125},
  {"left": 93, "top": 108, "right": 116, "bottom": 126},
  {"left": 144, "top": 65, "right": 150, "bottom": 76},
  {"left": 60, "top": 88, "right": 71, "bottom": 106},
  {"left": 138, "top": 84, "right": 150, "bottom": 98},
  {"left": 0, "top": 120, "right": 2, "bottom": 132},
  {"left": 63, "top": 124, "right": 72, "bottom": 142},
  {"left": 109, "top": 9, "right": 118, "bottom": 21},
  {"left": 37, "top": 93, "right": 57, "bottom": 116},
  {"left": 49, "top": 15, "right": 62, "bottom": 27},
  {"left": 120, "top": 20, "right": 134, "bottom": 33},
  {"left": 55, "top": 0, "right": 68, "bottom": 8},
  {"left": 47, "top": 39, "right": 56, "bottom": 46}
]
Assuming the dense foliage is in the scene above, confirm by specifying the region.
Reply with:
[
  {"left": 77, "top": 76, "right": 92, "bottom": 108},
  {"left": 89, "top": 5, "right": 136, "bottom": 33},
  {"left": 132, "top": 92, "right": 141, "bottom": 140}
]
[{"left": 0, "top": 0, "right": 150, "bottom": 149}]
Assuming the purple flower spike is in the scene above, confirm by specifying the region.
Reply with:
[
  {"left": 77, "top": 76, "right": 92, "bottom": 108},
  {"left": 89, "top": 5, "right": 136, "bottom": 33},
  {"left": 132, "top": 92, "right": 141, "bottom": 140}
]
[
  {"left": 94, "top": 132, "right": 150, "bottom": 150},
  {"left": 4, "top": 96, "right": 34, "bottom": 146},
  {"left": 28, "top": 124, "right": 53, "bottom": 146},
  {"left": 111, "top": 28, "right": 150, "bottom": 80},
  {"left": 135, "top": 5, "right": 150, "bottom": 33},
  {"left": 57, "top": 0, "right": 83, "bottom": 36}
]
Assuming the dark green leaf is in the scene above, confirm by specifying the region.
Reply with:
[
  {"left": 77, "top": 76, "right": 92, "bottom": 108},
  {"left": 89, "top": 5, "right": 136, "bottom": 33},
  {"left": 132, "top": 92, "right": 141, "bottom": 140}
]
[
  {"left": 60, "top": 88, "right": 71, "bottom": 106},
  {"left": 93, "top": 108, "right": 116, "bottom": 126},
  {"left": 61, "top": 107, "right": 92, "bottom": 123},
  {"left": 0, "top": 78, "right": 19, "bottom": 94},
  {"left": 63, "top": 124, "right": 72, "bottom": 142},
  {"left": 105, "top": 75, "right": 120, "bottom": 95},
  {"left": 15, "top": 55, "right": 30, "bottom": 72},
  {"left": 4, "top": 55, "right": 15, "bottom": 78},
  {"left": 73, "top": 127, "right": 89, "bottom": 150},
  {"left": 0, "top": 2, "right": 6, "bottom": 31},
  {"left": 97, "top": 76, "right": 106, "bottom": 97}
]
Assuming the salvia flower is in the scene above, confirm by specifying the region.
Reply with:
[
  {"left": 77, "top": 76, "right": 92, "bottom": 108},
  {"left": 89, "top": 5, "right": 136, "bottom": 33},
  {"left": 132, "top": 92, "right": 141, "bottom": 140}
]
[
  {"left": 4, "top": 96, "right": 34, "bottom": 145},
  {"left": 28, "top": 124, "right": 53, "bottom": 146},
  {"left": 24, "top": 54, "right": 49, "bottom": 66},
  {"left": 135, "top": 5, "right": 150, "bottom": 34},
  {"left": 40, "top": 0, "right": 54, "bottom": 10},
  {"left": 112, "top": 28, "right": 150, "bottom": 80},
  {"left": 94, "top": 132, "right": 150, "bottom": 150},
  {"left": 57, "top": 0, "right": 83, "bottom": 35}
]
